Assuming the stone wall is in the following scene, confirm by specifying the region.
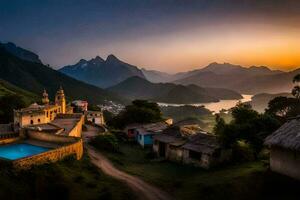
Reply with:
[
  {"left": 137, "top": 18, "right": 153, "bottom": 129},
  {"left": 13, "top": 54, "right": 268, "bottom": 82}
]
[
  {"left": 12, "top": 139, "right": 83, "bottom": 170},
  {"left": 270, "top": 147, "right": 300, "bottom": 180},
  {"left": 27, "top": 130, "right": 78, "bottom": 143},
  {"left": 0, "top": 137, "right": 20, "bottom": 145}
]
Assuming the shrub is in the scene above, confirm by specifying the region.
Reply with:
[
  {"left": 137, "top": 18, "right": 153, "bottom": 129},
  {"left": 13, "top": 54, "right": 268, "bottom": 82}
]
[{"left": 90, "top": 134, "right": 119, "bottom": 153}]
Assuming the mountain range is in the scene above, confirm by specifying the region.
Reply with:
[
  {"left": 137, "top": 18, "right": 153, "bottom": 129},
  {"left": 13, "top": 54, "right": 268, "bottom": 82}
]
[
  {"left": 1, "top": 41, "right": 299, "bottom": 106},
  {"left": 0, "top": 46, "right": 124, "bottom": 104},
  {"left": 108, "top": 76, "right": 242, "bottom": 104},
  {"left": 60, "top": 55, "right": 145, "bottom": 88},
  {"left": 173, "top": 62, "right": 299, "bottom": 94},
  {"left": 59, "top": 53, "right": 299, "bottom": 94}
]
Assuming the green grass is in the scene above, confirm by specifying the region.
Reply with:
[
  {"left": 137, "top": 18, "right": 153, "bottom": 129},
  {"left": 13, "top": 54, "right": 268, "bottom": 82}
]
[
  {"left": 0, "top": 152, "right": 136, "bottom": 200},
  {"left": 0, "top": 79, "right": 39, "bottom": 104},
  {"left": 100, "top": 142, "right": 300, "bottom": 200}
]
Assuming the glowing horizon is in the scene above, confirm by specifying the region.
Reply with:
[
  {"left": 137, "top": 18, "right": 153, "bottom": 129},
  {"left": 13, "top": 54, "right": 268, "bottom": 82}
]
[{"left": 1, "top": 0, "right": 300, "bottom": 73}]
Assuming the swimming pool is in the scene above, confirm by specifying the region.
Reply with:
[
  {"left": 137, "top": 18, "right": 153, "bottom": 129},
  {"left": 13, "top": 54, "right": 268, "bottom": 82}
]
[{"left": 0, "top": 143, "right": 50, "bottom": 160}]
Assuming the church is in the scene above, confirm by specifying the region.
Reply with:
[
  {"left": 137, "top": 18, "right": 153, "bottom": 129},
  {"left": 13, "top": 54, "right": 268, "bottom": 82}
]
[{"left": 14, "top": 87, "right": 73, "bottom": 127}]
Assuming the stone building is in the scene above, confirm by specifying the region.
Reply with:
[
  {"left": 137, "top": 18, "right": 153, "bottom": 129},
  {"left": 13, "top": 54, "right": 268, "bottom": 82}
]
[
  {"left": 85, "top": 110, "right": 105, "bottom": 125},
  {"left": 265, "top": 116, "right": 300, "bottom": 180},
  {"left": 153, "top": 126, "right": 232, "bottom": 169},
  {"left": 14, "top": 87, "right": 72, "bottom": 127}
]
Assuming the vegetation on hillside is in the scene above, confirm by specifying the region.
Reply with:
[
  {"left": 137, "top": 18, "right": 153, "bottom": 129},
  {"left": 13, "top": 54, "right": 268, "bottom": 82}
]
[
  {"left": 0, "top": 155, "right": 135, "bottom": 200},
  {"left": 265, "top": 74, "right": 300, "bottom": 121},
  {"left": 215, "top": 74, "right": 300, "bottom": 159},
  {"left": 0, "top": 94, "right": 27, "bottom": 123},
  {"left": 0, "top": 47, "right": 125, "bottom": 104}
]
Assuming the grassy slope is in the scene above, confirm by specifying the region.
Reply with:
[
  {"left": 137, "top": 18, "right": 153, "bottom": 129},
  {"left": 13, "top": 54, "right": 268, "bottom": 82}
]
[
  {"left": 0, "top": 79, "right": 39, "bottom": 104},
  {"left": 0, "top": 154, "right": 136, "bottom": 200},
  {"left": 100, "top": 142, "right": 300, "bottom": 200}
]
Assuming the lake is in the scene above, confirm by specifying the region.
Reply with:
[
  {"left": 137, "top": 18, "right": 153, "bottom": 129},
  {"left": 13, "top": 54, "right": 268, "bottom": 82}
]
[{"left": 158, "top": 94, "right": 253, "bottom": 113}]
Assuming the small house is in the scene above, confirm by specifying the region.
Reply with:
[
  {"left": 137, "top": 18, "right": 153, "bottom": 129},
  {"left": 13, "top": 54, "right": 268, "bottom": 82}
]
[
  {"left": 182, "top": 133, "right": 231, "bottom": 169},
  {"left": 153, "top": 126, "right": 191, "bottom": 162},
  {"left": 135, "top": 122, "right": 169, "bottom": 147},
  {"left": 153, "top": 126, "right": 232, "bottom": 169},
  {"left": 85, "top": 110, "right": 105, "bottom": 125},
  {"left": 124, "top": 124, "right": 142, "bottom": 139},
  {"left": 265, "top": 116, "right": 300, "bottom": 180}
]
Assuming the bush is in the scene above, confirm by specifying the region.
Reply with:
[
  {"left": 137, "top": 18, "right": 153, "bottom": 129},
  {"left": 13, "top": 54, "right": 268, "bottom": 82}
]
[{"left": 90, "top": 134, "right": 119, "bottom": 153}]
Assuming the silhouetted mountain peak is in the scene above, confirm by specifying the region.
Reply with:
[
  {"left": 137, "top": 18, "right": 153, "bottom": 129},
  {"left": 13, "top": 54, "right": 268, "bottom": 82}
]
[
  {"left": 106, "top": 54, "right": 119, "bottom": 63},
  {"left": 0, "top": 41, "right": 42, "bottom": 63},
  {"left": 90, "top": 56, "right": 104, "bottom": 64}
]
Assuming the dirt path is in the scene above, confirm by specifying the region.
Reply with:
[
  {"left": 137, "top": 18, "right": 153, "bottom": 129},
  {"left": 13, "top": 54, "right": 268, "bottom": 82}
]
[
  {"left": 87, "top": 146, "right": 172, "bottom": 200},
  {"left": 82, "top": 126, "right": 172, "bottom": 200}
]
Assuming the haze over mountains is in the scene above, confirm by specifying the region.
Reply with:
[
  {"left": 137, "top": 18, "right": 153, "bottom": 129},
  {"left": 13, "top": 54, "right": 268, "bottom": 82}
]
[
  {"left": 59, "top": 53, "right": 299, "bottom": 95},
  {"left": 1, "top": 42, "right": 299, "bottom": 106},
  {"left": 108, "top": 76, "right": 242, "bottom": 104}
]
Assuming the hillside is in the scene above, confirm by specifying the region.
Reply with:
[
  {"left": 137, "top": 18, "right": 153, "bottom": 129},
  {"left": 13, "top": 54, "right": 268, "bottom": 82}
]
[
  {"left": 174, "top": 62, "right": 298, "bottom": 94},
  {"left": 250, "top": 92, "right": 293, "bottom": 112},
  {"left": 60, "top": 55, "right": 145, "bottom": 88},
  {"left": 141, "top": 68, "right": 175, "bottom": 83},
  {"left": 0, "top": 47, "right": 125, "bottom": 104},
  {"left": 108, "top": 76, "right": 242, "bottom": 104},
  {"left": 0, "top": 42, "right": 42, "bottom": 63},
  {"left": 0, "top": 79, "right": 39, "bottom": 104}
]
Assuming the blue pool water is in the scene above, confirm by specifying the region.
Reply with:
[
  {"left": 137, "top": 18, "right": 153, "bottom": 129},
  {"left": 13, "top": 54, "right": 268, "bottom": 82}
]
[{"left": 0, "top": 143, "right": 50, "bottom": 160}]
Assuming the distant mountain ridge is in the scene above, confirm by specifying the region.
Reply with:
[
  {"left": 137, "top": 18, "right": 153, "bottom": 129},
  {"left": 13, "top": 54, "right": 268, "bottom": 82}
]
[
  {"left": 173, "top": 62, "right": 298, "bottom": 94},
  {"left": 108, "top": 76, "right": 242, "bottom": 104},
  {"left": 0, "top": 46, "right": 125, "bottom": 104},
  {"left": 0, "top": 42, "right": 42, "bottom": 64},
  {"left": 59, "top": 55, "right": 145, "bottom": 88}
]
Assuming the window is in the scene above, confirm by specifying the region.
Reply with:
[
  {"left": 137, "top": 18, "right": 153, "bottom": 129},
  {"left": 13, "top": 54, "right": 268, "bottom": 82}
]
[
  {"left": 189, "top": 150, "right": 202, "bottom": 160},
  {"left": 30, "top": 120, "right": 34, "bottom": 125},
  {"left": 38, "top": 119, "right": 41, "bottom": 123}
]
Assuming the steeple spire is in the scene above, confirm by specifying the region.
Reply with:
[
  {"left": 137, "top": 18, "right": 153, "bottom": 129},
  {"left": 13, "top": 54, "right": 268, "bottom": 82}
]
[{"left": 42, "top": 89, "right": 49, "bottom": 105}]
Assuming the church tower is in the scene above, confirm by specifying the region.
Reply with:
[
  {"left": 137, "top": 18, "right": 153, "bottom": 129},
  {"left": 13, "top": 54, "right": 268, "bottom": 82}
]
[
  {"left": 55, "top": 86, "right": 66, "bottom": 114},
  {"left": 42, "top": 89, "right": 50, "bottom": 105}
]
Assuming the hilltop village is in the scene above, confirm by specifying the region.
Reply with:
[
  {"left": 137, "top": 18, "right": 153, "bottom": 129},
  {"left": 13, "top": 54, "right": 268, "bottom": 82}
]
[
  {"left": 0, "top": 87, "right": 105, "bottom": 169},
  {"left": 0, "top": 84, "right": 299, "bottom": 200}
]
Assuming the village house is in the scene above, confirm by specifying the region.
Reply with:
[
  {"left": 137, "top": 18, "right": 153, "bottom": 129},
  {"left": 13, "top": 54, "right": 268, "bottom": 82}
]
[
  {"left": 153, "top": 126, "right": 232, "bottom": 169},
  {"left": 72, "top": 100, "right": 88, "bottom": 112},
  {"left": 14, "top": 87, "right": 73, "bottom": 127},
  {"left": 124, "top": 118, "right": 173, "bottom": 140},
  {"left": 85, "top": 110, "right": 105, "bottom": 126},
  {"left": 181, "top": 133, "right": 232, "bottom": 169},
  {"left": 265, "top": 116, "right": 300, "bottom": 180},
  {"left": 134, "top": 122, "right": 169, "bottom": 148}
]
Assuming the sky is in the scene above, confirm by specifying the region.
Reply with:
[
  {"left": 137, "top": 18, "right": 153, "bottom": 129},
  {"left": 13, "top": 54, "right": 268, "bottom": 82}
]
[{"left": 1, "top": 0, "right": 300, "bottom": 72}]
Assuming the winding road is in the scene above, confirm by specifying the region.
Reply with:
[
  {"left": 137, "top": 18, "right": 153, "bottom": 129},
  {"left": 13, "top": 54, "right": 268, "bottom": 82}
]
[{"left": 83, "top": 125, "right": 172, "bottom": 200}]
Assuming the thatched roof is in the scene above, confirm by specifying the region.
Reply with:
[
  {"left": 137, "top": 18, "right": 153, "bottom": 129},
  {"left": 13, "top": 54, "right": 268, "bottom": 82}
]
[
  {"left": 182, "top": 133, "right": 220, "bottom": 154},
  {"left": 265, "top": 116, "right": 300, "bottom": 151}
]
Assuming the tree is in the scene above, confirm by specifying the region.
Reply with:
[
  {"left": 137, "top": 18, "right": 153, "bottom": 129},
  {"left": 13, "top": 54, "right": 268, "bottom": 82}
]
[
  {"left": 0, "top": 94, "right": 26, "bottom": 123},
  {"left": 293, "top": 74, "right": 300, "bottom": 84},
  {"left": 214, "top": 103, "right": 280, "bottom": 159},
  {"left": 107, "top": 100, "right": 163, "bottom": 129},
  {"left": 292, "top": 74, "right": 300, "bottom": 99}
]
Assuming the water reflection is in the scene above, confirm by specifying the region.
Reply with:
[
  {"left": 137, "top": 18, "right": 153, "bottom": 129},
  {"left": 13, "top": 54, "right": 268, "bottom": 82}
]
[{"left": 158, "top": 95, "right": 253, "bottom": 113}]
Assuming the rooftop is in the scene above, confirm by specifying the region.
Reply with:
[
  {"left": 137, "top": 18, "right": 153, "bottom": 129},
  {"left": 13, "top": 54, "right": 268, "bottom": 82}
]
[{"left": 265, "top": 116, "right": 300, "bottom": 151}]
